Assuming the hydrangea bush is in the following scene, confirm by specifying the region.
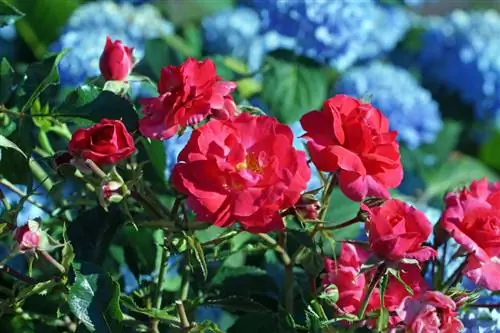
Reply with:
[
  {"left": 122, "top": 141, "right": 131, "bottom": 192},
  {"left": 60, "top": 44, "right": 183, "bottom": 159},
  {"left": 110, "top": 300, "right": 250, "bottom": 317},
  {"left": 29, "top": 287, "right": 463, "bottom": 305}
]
[{"left": 1, "top": 0, "right": 500, "bottom": 332}]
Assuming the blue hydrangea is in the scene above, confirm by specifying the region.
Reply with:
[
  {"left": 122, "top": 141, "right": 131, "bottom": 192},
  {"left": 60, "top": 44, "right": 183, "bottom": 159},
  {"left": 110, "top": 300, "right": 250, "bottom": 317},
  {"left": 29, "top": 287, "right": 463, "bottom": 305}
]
[
  {"left": 202, "top": 7, "right": 261, "bottom": 61},
  {"left": 335, "top": 62, "right": 442, "bottom": 149},
  {"left": 0, "top": 24, "right": 16, "bottom": 60},
  {"left": 419, "top": 10, "right": 500, "bottom": 126},
  {"left": 242, "top": 0, "right": 410, "bottom": 71},
  {"left": 51, "top": 1, "right": 173, "bottom": 86},
  {"left": 163, "top": 128, "right": 192, "bottom": 180}
]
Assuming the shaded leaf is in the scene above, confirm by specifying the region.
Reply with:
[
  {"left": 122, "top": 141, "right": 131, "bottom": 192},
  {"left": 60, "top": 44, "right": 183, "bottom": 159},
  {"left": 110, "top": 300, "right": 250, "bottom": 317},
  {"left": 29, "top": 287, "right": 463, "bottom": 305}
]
[
  {"left": 228, "top": 313, "right": 278, "bottom": 333},
  {"left": 187, "top": 236, "right": 208, "bottom": 280},
  {"left": 190, "top": 320, "right": 223, "bottom": 333},
  {"left": 0, "top": 0, "right": 23, "bottom": 27},
  {"left": 0, "top": 133, "right": 26, "bottom": 158},
  {"left": 120, "top": 295, "right": 180, "bottom": 324},
  {"left": 141, "top": 138, "right": 166, "bottom": 183},
  {"left": 0, "top": 57, "right": 14, "bottom": 103}
]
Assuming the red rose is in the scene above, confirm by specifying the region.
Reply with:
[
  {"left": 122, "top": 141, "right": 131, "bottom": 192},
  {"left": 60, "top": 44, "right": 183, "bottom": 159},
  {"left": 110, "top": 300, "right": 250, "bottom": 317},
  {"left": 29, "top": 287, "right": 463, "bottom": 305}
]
[
  {"left": 172, "top": 113, "right": 310, "bottom": 233},
  {"left": 99, "top": 36, "right": 134, "bottom": 81},
  {"left": 139, "top": 58, "right": 237, "bottom": 140},
  {"left": 396, "top": 291, "right": 463, "bottom": 333},
  {"left": 322, "top": 243, "right": 380, "bottom": 316},
  {"left": 300, "top": 95, "right": 403, "bottom": 201},
  {"left": 441, "top": 178, "right": 500, "bottom": 290},
  {"left": 68, "top": 119, "right": 136, "bottom": 166},
  {"left": 14, "top": 221, "right": 41, "bottom": 252},
  {"left": 365, "top": 199, "right": 436, "bottom": 262}
]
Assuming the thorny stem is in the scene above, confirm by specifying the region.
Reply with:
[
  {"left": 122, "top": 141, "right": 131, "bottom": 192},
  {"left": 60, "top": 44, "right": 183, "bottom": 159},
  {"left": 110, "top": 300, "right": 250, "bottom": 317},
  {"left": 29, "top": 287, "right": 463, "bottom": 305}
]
[
  {"left": 176, "top": 300, "right": 191, "bottom": 332},
  {"left": 357, "top": 264, "right": 386, "bottom": 322},
  {"left": 319, "top": 216, "right": 360, "bottom": 231}
]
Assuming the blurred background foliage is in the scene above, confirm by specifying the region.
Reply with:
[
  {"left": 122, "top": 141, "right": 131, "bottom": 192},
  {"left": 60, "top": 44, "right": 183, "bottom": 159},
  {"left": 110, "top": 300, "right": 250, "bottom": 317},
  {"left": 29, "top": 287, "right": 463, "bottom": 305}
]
[{"left": 2, "top": 0, "right": 500, "bottom": 332}]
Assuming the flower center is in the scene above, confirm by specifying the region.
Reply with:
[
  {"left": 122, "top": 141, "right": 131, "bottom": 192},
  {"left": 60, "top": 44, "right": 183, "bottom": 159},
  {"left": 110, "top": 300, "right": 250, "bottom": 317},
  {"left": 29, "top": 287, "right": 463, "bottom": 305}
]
[{"left": 236, "top": 153, "right": 262, "bottom": 173}]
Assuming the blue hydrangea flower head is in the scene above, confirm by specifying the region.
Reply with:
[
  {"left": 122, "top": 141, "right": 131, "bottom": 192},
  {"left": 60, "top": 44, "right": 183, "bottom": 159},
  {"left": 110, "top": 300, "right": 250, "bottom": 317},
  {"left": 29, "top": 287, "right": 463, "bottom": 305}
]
[
  {"left": 419, "top": 10, "right": 500, "bottom": 126},
  {"left": 242, "top": 0, "right": 410, "bottom": 70},
  {"left": 164, "top": 128, "right": 193, "bottom": 180},
  {"left": 202, "top": 7, "right": 261, "bottom": 60},
  {"left": 335, "top": 62, "right": 443, "bottom": 149},
  {"left": 51, "top": 1, "right": 173, "bottom": 86}
]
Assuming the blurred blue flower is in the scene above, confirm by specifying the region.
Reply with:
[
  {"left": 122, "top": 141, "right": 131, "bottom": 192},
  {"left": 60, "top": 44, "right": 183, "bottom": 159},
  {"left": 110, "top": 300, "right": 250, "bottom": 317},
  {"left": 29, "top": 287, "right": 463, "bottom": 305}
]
[
  {"left": 242, "top": 0, "right": 410, "bottom": 71},
  {"left": 335, "top": 62, "right": 442, "bottom": 149},
  {"left": 51, "top": 1, "right": 173, "bottom": 86},
  {"left": 0, "top": 24, "right": 16, "bottom": 60},
  {"left": 163, "top": 128, "right": 193, "bottom": 180},
  {"left": 202, "top": 7, "right": 261, "bottom": 60},
  {"left": 419, "top": 10, "right": 500, "bottom": 126}
]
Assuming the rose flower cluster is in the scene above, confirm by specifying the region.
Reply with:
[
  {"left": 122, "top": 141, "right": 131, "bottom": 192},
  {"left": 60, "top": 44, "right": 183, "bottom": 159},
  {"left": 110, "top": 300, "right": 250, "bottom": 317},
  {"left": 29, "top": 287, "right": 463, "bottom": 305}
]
[{"left": 56, "top": 37, "right": 500, "bottom": 332}]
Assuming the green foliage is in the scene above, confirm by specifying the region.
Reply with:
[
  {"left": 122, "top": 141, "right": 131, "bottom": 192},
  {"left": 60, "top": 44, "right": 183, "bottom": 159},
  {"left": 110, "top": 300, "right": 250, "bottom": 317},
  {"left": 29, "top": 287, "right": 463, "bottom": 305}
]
[
  {"left": 161, "top": 0, "right": 233, "bottom": 25},
  {"left": 262, "top": 54, "right": 328, "bottom": 124},
  {"left": 0, "top": 0, "right": 23, "bottom": 27}
]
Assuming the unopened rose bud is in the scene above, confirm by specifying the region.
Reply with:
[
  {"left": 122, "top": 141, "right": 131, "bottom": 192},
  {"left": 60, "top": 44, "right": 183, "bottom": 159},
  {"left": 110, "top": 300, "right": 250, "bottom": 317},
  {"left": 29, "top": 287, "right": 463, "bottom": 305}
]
[
  {"left": 14, "top": 220, "right": 42, "bottom": 252},
  {"left": 52, "top": 152, "right": 77, "bottom": 177},
  {"left": 98, "top": 180, "right": 128, "bottom": 210},
  {"left": 433, "top": 221, "right": 449, "bottom": 247},
  {"left": 296, "top": 194, "right": 321, "bottom": 220},
  {"left": 99, "top": 36, "right": 134, "bottom": 81}
]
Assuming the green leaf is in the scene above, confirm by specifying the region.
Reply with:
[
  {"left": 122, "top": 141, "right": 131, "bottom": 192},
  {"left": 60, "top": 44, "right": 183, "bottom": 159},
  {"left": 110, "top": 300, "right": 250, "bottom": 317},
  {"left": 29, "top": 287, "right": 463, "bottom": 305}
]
[
  {"left": 287, "top": 229, "right": 315, "bottom": 249},
  {"left": 480, "top": 129, "right": 500, "bottom": 171},
  {"left": 20, "top": 51, "right": 67, "bottom": 114},
  {"left": 187, "top": 236, "right": 208, "bottom": 280},
  {"left": 0, "top": 118, "right": 34, "bottom": 184},
  {"left": 204, "top": 296, "right": 272, "bottom": 313},
  {"left": 262, "top": 55, "right": 328, "bottom": 124},
  {"left": 325, "top": 188, "right": 360, "bottom": 225},
  {"left": 134, "top": 38, "right": 184, "bottom": 80},
  {"left": 12, "top": 0, "right": 79, "bottom": 57},
  {"left": 421, "top": 155, "right": 499, "bottom": 201},
  {"left": 0, "top": 58, "right": 15, "bottom": 103},
  {"left": 210, "top": 266, "right": 278, "bottom": 298},
  {"left": 68, "top": 261, "right": 123, "bottom": 333},
  {"left": 141, "top": 138, "right": 166, "bottom": 182},
  {"left": 228, "top": 313, "right": 278, "bottom": 333},
  {"left": 0, "top": 0, "right": 23, "bottom": 27},
  {"left": 68, "top": 206, "right": 125, "bottom": 264},
  {"left": 0, "top": 133, "right": 26, "bottom": 158},
  {"left": 161, "top": 0, "right": 232, "bottom": 25},
  {"left": 120, "top": 295, "right": 180, "bottom": 324},
  {"left": 61, "top": 242, "right": 75, "bottom": 272},
  {"left": 295, "top": 247, "right": 324, "bottom": 276},
  {"left": 55, "top": 91, "right": 138, "bottom": 130}
]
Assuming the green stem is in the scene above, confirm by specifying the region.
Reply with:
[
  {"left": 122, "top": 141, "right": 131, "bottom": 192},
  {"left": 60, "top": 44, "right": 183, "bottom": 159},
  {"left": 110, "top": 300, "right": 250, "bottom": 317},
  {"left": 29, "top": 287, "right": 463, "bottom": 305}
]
[
  {"left": 39, "top": 250, "right": 65, "bottom": 274},
  {"left": 180, "top": 253, "right": 191, "bottom": 301},
  {"left": 0, "top": 188, "right": 11, "bottom": 211},
  {"left": 37, "top": 131, "right": 55, "bottom": 156},
  {"left": 48, "top": 124, "right": 72, "bottom": 141},
  {"left": 176, "top": 300, "right": 191, "bottom": 332},
  {"left": 29, "top": 159, "right": 54, "bottom": 192},
  {"left": 319, "top": 173, "right": 338, "bottom": 221},
  {"left": 357, "top": 265, "right": 385, "bottom": 321},
  {"left": 319, "top": 216, "right": 360, "bottom": 231},
  {"left": 153, "top": 231, "right": 169, "bottom": 310},
  {"left": 442, "top": 259, "right": 467, "bottom": 292}
]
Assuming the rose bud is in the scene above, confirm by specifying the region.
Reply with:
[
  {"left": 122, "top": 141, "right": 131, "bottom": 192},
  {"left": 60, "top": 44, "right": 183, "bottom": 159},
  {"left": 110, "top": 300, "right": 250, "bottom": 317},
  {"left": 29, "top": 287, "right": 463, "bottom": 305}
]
[
  {"left": 98, "top": 180, "right": 129, "bottom": 210},
  {"left": 68, "top": 119, "right": 136, "bottom": 166},
  {"left": 14, "top": 220, "right": 42, "bottom": 252},
  {"left": 51, "top": 151, "right": 77, "bottom": 177},
  {"left": 295, "top": 194, "right": 321, "bottom": 220},
  {"left": 99, "top": 36, "right": 134, "bottom": 81}
]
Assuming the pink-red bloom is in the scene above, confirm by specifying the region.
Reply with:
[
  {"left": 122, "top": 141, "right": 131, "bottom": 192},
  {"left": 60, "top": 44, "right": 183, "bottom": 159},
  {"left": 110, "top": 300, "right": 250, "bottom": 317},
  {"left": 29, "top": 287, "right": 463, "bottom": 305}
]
[
  {"left": 396, "top": 291, "right": 464, "bottom": 333},
  {"left": 99, "top": 36, "right": 134, "bottom": 81},
  {"left": 172, "top": 113, "right": 310, "bottom": 232},
  {"left": 68, "top": 119, "right": 136, "bottom": 166},
  {"left": 365, "top": 199, "right": 436, "bottom": 262},
  {"left": 322, "top": 243, "right": 380, "bottom": 315},
  {"left": 300, "top": 95, "right": 403, "bottom": 201},
  {"left": 441, "top": 178, "right": 500, "bottom": 291},
  {"left": 14, "top": 221, "right": 41, "bottom": 252},
  {"left": 139, "top": 58, "right": 237, "bottom": 140}
]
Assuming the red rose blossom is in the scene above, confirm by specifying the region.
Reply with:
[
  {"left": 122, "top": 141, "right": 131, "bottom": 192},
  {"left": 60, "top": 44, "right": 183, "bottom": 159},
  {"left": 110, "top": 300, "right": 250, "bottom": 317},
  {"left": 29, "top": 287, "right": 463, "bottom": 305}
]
[
  {"left": 441, "top": 178, "right": 500, "bottom": 291},
  {"left": 68, "top": 118, "right": 135, "bottom": 166},
  {"left": 365, "top": 199, "right": 436, "bottom": 263},
  {"left": 139, "top": 58, "right": 237, "bottom": 140},
  {"left": 396, "top": 291, "right": 464, "bottom": 333},
  {"left": 171, "top": 113, "right": 310, "bottom": 233},
  {"left": 300, "top": 95, "right": 403, "bottom": 201},
  {"left": 322, "top": 243, "right": 380, "bottom": 316},
  {"left": 14, "top": 221, "right": 42, "bottom": 252},
  {"left": 99, "top": 36, "right": 134, "bottom": 81}
]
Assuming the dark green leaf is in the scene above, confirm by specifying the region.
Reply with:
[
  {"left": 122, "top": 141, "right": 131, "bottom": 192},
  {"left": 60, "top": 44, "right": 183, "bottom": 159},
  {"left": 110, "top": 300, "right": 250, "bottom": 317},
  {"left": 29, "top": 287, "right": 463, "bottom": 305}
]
[
  {"left": 262, "top": 56, "right": 328, "bottom": 124},
  {"left": 0, "top": 57, "right": 14, "bottom": 103},
  {"left": 20, "top": 51, "right": 67, "bottom": 114},
  {"left": 57, "top": 84, "right": 101, "bottom": 111},
  {"left": 204, "top": 296, "right": 272, "bottom": 313},
  {"left": 161, "top": 0, "right": 232, "bottom": 25},
  {"left": 120, "top": 295, "right": 180, "bottom": 324},
  {"left": 0, "top": 133, "right": 26, "bottom": 158},
  {"left": 68, "top": 261, "right": 123, "bottom": 333},
  {"left": 141, "top": 138, "right": 166, "bottom": 182},
  {"left": 190, "top": 320, "right": 224, "bottom": 333},
  {"left": 228, "top": 313, "right": 278, "bottom": 333},
  {"left": 480, "top": 129, "right": 500, "bottom": 171},
  {"left": 0, "top": 0, "right": 23, "bottom": 27},
  {"left": 287, "top": 229, "right": 315, "bottom": 249},
  {"left": 0, "top": 118, "right": 34, "bottom": 184},
  {"left": 134, "top": 38, "right": 183, "bottom": 80},
  {"left": 376, "top": 308, "right": 389, "bottom": 332},
  {"left": 55, "top": 91, "right": 138, "bottom": 130},
  {"left": 210, "top": 266, "right": 278, "bottom": 298},
  {"left": 296, "top": 247, "right": 323, "bottom": 276},
  {"left": 68, "top": 205, "right": 125, "bottom": 264},
  {"left": 187, "top": 236, "right": 208, "bottom": 280},
  {"left": 11, "top": 0, "right": 78, "bottom": 57}
]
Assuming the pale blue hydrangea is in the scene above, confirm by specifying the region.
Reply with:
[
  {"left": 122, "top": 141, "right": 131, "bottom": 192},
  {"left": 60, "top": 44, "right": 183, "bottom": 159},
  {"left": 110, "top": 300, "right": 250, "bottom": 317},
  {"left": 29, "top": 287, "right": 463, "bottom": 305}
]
[
  {"left": 335, "top": 62, "right": 442, "bottom": 149},
  {"left": 202, "top": 7, "right": 261, "bottom": 61},
  {"left": 163, "top": 128, "right": 192, "bottom": 180},
  {"left": 51, "top": 1, "right": 173, "bottom": 86},
  {"left": 241, "top": 0, "right": 410, "bottom": 71},
  {"left": 419, "top": 10, "right": 500, "bottom": 126}
]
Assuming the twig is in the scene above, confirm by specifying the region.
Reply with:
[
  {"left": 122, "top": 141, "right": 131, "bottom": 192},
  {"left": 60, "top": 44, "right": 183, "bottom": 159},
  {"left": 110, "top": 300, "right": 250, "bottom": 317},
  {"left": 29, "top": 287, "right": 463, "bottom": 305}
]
[
  {"left": 39, "top": 250, "right": 65, "bottom": 274},
  {"left": 0, "top": 265, "right": 35, "bottom": 284},
  {"left": 176, "top": 300, "right": 191, "bottom": 333}
]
